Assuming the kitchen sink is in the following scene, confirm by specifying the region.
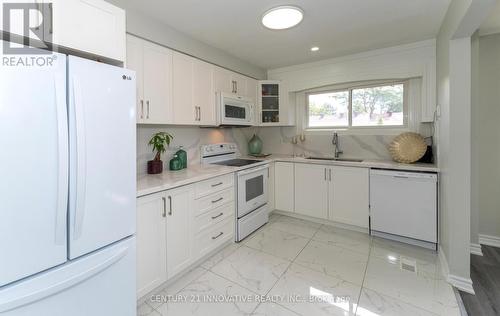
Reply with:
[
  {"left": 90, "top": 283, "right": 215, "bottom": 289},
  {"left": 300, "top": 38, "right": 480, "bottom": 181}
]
[{"left": 305, "top": 157, "right": 364, "bottom": 163}]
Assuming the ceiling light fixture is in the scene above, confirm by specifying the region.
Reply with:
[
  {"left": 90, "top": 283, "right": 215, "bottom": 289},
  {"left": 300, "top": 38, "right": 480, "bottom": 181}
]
[
  {"left": 310, "top": 46, "right": 319, "bottom": 52},
  {"left": 261, "top": 6, "right": 304, "bottom": 30}
]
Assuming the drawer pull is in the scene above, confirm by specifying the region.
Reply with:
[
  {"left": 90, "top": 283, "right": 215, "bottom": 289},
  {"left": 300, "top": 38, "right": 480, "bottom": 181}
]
[
  {"left": 211, "top": 197, "right": 224, "bottom": 204},
  {"left": 212, "top": 232, "right": 224, "bottom": 240},
  {"left": 211, "top": 212, "right": 224, "bottom": 220},
  {"left": 211, "top": 182, "right": 223, "bottom": 187}
]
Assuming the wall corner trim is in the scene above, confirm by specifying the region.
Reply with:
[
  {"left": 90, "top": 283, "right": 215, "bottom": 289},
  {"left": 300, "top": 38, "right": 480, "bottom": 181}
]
[
  {"left": 479, "top": 234, "right": 500, "bottom": 248},
  {"left": 438, "top": 246, "right": 475, "bottom": 294},
  {"left": 470, "top": 243, "right": 483, "bottom": 256}
]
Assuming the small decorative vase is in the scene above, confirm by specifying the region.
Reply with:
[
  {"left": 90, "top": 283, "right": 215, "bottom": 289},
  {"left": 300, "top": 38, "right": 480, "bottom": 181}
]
[
  {"left": 169, "top": 154, "right": 183, "bottom": 171},
  {"left": 175, "top": 146, "right": 187, "bottom": 169},
  {"left": 248, "top": 134, "right": 263, "bottom": 155},
  {"left": 147, "top": 160, "right": 163, "bottom": 174}
]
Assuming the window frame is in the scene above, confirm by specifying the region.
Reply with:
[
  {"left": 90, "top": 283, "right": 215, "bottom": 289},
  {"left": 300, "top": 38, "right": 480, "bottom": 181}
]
[{"left": 305, "top": 81, "right": 409, "bottom": 131}]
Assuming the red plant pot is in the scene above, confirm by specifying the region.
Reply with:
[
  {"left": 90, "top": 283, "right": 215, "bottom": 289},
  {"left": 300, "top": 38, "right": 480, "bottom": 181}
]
[{"left": 147, "top": 160, "right": 163, "bottom": 174}]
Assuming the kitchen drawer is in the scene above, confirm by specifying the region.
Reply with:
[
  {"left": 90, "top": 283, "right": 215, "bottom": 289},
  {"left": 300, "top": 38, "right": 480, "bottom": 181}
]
[
  {"left": 194, "top": 218, "right": 234, "bottom": 259},
  {"left": 195, "top": 174, "right": 234, "bottom": 198},
  {"left": 194, "top": 202, "right": 235, "bottom": 233},
  {"left": 195, "top": 187, "right": 234, "bottom": 216}
]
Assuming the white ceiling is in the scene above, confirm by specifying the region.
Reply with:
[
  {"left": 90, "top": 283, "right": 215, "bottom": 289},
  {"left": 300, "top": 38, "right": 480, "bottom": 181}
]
[
  {"left": 480, "top": 0, "right": 500, "bottom": 36},
  {"left": 115, "top": 0, "right": 451, "bottom": 69}
]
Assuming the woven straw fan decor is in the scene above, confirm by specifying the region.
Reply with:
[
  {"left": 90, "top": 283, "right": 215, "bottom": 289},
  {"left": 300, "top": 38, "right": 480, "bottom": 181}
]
[{"left": 389, "top": 132, "right": 427, "bottom": 164}]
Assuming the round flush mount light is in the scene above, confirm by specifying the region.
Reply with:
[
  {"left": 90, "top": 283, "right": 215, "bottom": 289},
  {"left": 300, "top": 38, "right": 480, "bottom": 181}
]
[
  {"left": 310, "top": 46, "right": 319, "bottom": 52},
  {"left": 261, "top": 6, "right": 304, "bottom": 30}
]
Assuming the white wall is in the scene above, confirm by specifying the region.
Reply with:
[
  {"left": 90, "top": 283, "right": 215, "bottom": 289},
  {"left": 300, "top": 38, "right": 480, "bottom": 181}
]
[
  {"left": 106, "top": 0, "right": 266, "bottom": 79},
  {"left": 470, "top": 32, "right": 480, "bottom": 252},
  {"left": 262, "top": 40, "right": 437, "bottom": 160},
  {"left": 435, "top": 0, "right": 495, "bottom": 293},
  {"left": 478, "top": 33, "right": 500, "bottom": 240}
]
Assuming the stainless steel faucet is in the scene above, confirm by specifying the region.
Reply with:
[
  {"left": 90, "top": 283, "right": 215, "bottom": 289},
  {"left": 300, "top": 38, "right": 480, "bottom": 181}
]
[{"left": 332, "top": 132, "right": 343, "bottom": 158}]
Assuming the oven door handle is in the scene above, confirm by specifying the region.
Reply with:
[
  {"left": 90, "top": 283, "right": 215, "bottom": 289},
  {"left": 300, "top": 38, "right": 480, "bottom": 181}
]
[{"left": 237, "top": 165, "right": 269, "bottom": 176}]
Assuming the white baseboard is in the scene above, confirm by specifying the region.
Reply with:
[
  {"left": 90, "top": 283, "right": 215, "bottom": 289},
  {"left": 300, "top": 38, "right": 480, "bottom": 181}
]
[
  {"left": 479, "top": 234, "right": 500, "bottom": 248},
  {"left": 470, "top": 243, "right": 483, "bottom": 256},
  {"left": 448, "top": 275, "right": 475, "bottom": 294},
  {"left": 438, "top": 246, "right": 475, "bottom": 294}
]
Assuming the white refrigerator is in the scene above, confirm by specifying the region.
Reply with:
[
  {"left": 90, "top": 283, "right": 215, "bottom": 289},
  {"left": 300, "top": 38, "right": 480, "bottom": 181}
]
[{"left": 0, "top": 45, "right": 137, "bottom": 315}]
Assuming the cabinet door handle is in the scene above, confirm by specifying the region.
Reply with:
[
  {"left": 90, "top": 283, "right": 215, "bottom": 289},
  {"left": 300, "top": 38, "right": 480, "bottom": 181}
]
[
  {"left": 212, "top": 232, "right": 224, "bottom": 240},
  {"left": 146, "top": 101, "right": 150, "bottom": 119},
  {"left": 211, "top": 197, "right": 223, "bottom": 204},
  {"left": 235, "top": 81, "right": 238, "bottom": 94},
  {"left": 324, "top": 168, "right": 327, "bottom": 181},
  {"left": 211, "top": 182, "right": 223, "bottom": 187},
  {"left": 48, "top": 3, "right": 53, "bottom": 34},
  {"left": 140, "top": 100, "right": 144, "bottom": 119},
  {"left": 168, "top": 196, "right": 172, "bottom": 216},
  {"left": 198, "top": 107, "right": 201, "bottom": 121},
  {"left": 211, "top": 212, "right": 224, "bottom": 220},
  {"left": 161, "top": 197, "right": 167, "bottom": 217},
  {"left": 329, "top": 169, "right": 332, "bottom": 182}
]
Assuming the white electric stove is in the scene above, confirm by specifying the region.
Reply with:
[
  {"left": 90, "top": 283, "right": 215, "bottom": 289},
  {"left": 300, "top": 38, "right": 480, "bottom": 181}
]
[{"left": 200, "top": 143, "right": 269, "bottom": 242}]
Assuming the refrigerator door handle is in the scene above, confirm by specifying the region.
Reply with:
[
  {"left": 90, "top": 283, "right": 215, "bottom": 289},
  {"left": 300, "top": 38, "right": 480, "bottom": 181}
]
[
  {"left": 54, "top": 77, "right": 68, "bottom": 246},
  {"left": 72, "top": 77, "right": 87, "bottom": 240},
  {"left": 0, "top": 244, "right": 129, "bottom": 313}
]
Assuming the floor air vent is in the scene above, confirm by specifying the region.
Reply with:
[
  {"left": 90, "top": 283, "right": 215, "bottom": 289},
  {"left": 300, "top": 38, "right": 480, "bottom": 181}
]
[{"left": 400, "top": 257, "right": 417, "bottom": 273}]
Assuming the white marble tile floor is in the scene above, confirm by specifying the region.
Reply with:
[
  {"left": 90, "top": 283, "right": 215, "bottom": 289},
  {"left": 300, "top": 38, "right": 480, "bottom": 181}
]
[{"left": 138, "top": 214, "right": 460, "bottom": 316}]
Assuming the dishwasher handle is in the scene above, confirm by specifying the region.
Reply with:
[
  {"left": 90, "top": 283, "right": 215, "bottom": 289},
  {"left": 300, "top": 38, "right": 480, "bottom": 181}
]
[{"left": 370, "top": 169, "right": 437, "bottom": 181}]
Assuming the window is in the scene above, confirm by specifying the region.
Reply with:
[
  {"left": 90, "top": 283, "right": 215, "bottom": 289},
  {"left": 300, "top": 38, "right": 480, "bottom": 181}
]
[{"left": 307, "top": 82, "right": 407, "bottom": 129}]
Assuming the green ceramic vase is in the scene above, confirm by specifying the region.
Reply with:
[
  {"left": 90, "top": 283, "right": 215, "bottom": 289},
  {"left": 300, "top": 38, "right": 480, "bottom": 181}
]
[
  {"left": 169, "top": 154, "right": 183, "bottom": 171},
  {"left": 248, "top": 134, "right": 263, "bottom": 155},
  {"left": 175, "top": 146, "right": 187, "bottom": 169}
]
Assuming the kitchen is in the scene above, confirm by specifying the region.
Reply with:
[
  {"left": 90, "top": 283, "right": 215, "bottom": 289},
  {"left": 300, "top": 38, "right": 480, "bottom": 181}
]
[{"left": 1, "top": 0, "right": 499, "bottom": 315}]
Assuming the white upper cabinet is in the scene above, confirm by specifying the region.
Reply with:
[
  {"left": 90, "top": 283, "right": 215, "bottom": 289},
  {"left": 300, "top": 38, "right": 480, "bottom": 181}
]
[
  {"left": 294, "top": 163, "right": 329, "bottom": 219},
  {"left": 172, "top": 52, "right": 216, "bottom": 125},
  {"left": 0, "top": 0, "right": 126, "bottom": 61},
  {"left": 214, "top": 67, "right": 257, "bottom": 102},
  {"left": 50, "top": 0, "right": 126, "bottom": 62},
  {"left": 329, "top": 166, "right": 369, "bottom": 228},
  {"left": 126, "top": 35, "right": 173, "bottom": 124},
  {"left": 258, "top": 80, "right": 294, "bottom": 126}
]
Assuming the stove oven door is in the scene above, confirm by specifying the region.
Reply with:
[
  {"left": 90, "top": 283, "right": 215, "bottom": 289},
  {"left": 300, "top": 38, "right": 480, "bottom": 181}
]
[{"left": 237, "top": 165, "right": 269, "bottom": 218}]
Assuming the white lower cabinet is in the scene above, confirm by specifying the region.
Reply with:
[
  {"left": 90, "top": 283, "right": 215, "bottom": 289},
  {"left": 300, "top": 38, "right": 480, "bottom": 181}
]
[
  {"left": 274, "top": 162, "right": 294, "bottom": 212},
  {"left": 294, "top": 163, "right": 329, "bottom": 219},
  {"left": 165, "top": 186, "right": 194, "bottom": 279},
  {"left": 136, "top": 175, "right": 235, "bottom": 298},
  {"left": 329, "top": 166, "right": 369, "bottom": 228},
  {"left": 136, "top": 192, "right": 167, "bottom": 298},
  {"left": 275, "top": 162, "right": 369, "bottom": 229}
]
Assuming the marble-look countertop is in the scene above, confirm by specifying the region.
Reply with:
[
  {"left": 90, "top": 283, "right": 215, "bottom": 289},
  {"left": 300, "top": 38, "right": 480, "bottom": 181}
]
[
  {"left": 137, "top": 155, "right": 438, "bottom": 197},
  {"left": 260, "top": 155, "right": 439, "bottom": 173},
  {"left": 137, "top": 164, "right": 237, "bottom": 197}
]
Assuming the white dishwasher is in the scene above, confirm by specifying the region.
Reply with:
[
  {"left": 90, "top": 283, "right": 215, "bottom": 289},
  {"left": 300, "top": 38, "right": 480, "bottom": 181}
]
[{"left": 370, "top": 169, "right": 438, "bottom": 249}]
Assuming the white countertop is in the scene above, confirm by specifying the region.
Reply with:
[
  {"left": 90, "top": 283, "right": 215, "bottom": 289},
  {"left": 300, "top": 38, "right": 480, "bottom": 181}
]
[
  {"left": 137, "top": 164, "right": 237, "bottom": 197},
  {"left": 137, "top": 155, "right": 438, "bottom": 197}
]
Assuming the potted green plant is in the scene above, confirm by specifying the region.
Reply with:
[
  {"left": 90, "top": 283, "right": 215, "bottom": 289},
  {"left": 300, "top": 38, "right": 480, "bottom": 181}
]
[{"left": 147, "top": 132, "right": 173, "bottom": 174}]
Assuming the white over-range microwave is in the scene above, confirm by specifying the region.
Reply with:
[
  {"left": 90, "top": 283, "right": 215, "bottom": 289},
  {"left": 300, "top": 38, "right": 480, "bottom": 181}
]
[{"left": 217, "top": 92, "right": 255, "bottom": 126}]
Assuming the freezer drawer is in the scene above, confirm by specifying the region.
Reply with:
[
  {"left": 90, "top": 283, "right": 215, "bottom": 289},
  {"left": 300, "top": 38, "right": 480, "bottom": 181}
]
[
  {"left": 0, "top": 237, "right": 136, "bottom": 316},
  {"left": 370, "top": 170, "right": 437, "bottom": 243}
]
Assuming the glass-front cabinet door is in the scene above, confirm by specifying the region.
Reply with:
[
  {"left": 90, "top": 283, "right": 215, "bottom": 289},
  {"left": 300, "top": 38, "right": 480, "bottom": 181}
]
[{"left": 258, "top": 80, "right": 282, "bottom": 125}]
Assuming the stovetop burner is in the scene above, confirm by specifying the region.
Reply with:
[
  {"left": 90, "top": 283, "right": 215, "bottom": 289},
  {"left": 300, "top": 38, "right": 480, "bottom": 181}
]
[{"left": 212, "top": 159, "right": 262, "bottom": 167}]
